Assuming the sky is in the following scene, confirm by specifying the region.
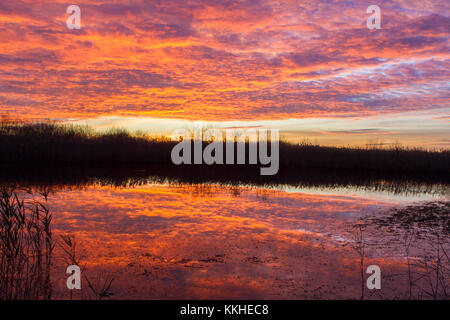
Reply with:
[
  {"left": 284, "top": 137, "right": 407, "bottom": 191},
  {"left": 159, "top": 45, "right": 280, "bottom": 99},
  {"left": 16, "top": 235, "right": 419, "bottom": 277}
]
[{"left": 0, "top": 0, "right": 449, "bottom": 147}]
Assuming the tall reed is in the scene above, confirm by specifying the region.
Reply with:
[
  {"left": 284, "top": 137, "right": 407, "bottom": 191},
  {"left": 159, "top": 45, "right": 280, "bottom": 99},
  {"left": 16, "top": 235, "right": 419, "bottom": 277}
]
[{"left": 0, "top": 188, "right": 53, "bottom": 299}]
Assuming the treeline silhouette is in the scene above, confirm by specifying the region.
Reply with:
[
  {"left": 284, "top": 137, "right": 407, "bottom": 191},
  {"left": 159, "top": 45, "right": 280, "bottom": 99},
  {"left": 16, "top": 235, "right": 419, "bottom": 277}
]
[{"left": 0, "top": 121, "right": 449, "bottom": 182}]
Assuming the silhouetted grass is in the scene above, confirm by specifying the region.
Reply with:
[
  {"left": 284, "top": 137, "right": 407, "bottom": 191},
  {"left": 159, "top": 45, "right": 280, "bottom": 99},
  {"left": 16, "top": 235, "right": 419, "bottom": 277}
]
[
  {"left": 364, "top": 201, "right": 450, "bottom": 299},
  {"left": 0, "top": 188, "right": 53, "bottom": 299},
  {"left": 279, "top": 140, "right": 450, "bottom": 175},
  {"left": 0, "top": 121, "right": 173, "bottom": 165},
  {"left": 0, "top": 121, "right": 448, "bottom": 181}
]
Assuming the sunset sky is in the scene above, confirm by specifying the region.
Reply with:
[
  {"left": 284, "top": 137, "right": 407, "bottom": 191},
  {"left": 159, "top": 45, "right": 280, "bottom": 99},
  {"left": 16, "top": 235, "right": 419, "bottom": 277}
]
[{"left": 0, "top": 0, "right": 449, "bottom": 147}]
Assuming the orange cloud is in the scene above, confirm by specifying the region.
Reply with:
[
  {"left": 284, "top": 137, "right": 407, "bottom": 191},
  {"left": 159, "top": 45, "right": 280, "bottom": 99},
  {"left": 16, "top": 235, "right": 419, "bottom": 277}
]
[{"left": 0, "top": 1, "right": 448, "bottom": 122}]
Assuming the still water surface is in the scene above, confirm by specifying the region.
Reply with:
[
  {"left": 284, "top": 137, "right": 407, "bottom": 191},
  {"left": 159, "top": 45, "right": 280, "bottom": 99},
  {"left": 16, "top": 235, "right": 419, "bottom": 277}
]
[{"left": 21, "top": 180, "right": 448, "bottom": 299}]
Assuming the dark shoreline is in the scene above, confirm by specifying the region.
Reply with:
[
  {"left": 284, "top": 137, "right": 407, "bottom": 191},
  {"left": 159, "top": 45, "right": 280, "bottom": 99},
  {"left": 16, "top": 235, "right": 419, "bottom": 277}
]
[
  {"left": 0, "top": 164, "right": 448, "bottom": 196},
  {"left": 1, "top": 122, "right": 449, "bottom": 189}
]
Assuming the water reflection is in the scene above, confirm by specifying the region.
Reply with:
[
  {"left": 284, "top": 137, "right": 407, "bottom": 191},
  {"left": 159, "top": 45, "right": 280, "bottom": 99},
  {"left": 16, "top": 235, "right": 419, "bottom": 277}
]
[
  {"left": 1, "top": 164, "right": 449, "bottom": 197},
  {"left": 5, "top": 177, "right": 442, "bottom": 299},
  {"left": 1, "top": 166, "right": 449, "bottom": 300}
]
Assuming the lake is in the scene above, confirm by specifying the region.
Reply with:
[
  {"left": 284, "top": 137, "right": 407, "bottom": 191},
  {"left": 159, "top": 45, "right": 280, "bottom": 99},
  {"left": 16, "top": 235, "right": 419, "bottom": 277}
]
[{"left": 13, "top": 176, "right": 448, "bottom": 299}]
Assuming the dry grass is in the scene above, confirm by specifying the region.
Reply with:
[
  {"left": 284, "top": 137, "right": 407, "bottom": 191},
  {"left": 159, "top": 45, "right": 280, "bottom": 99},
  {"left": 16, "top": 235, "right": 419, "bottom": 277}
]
[
  {"left": 0, "top": 121, "right": 448, "bottom": 178},
  {"left": 364, "top": 201, "right": 450, "bottom": 299},
  {"left": 0, "top": 187, "right": 114, "bottom": 300},
  {"left": 0, "top": 188, "right": 53, "bottom": 299}
]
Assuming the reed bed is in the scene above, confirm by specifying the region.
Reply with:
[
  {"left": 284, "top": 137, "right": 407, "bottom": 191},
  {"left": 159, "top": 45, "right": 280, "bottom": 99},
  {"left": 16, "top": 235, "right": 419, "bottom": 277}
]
[
  {"left": 0, "top": 121, "right": 448, "bottom": 177},
  {"left": 0, "top": 188, "right": 53, "bottom": 300}
]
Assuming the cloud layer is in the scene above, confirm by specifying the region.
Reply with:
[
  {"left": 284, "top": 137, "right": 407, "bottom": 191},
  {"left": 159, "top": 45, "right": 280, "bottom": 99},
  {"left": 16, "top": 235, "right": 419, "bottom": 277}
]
[{"left": 0, "top": 0, "right": 449, "bottom": 121}]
